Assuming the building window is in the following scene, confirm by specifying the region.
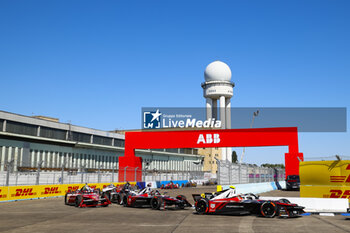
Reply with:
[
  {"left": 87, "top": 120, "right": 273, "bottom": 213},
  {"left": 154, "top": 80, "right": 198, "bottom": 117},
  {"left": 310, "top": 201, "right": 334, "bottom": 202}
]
[
  {"left": 72, "top": 132, "right": 91, "bottom": 143},
  {"left": 93, "top": 135, "right": 112, "bottom": 146},
  {"left": 165, "top": 148, "right": 178, "bottom": 153},
  {"left": 40, "top": 126, "right": 66, "bottom": 140},
  {"left": 0, "top": 120, "right": 3, "bottom": 131},
  {"left": 114, "top": 139, "right": 125, "bottom": 147},
  {"left": 6, "top": 120, "right": 37, "bottom": 136}
]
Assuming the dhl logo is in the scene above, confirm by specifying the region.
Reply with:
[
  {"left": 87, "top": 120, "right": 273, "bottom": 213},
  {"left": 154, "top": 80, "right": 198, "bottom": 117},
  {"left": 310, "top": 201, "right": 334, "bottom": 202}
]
[
  {"left": 330, "top": 175, "right": 350, "bottom": 183},
  {"left": 0, "top": 188, "right": 7, "bottom": 199},
  {"left": 67, "top": 186, "right": 80, "bottom": 193},
  {"left": 323, "top": 190, "right": 350, "bottom": 199},
  {"left": 11, "top": 188, "right": 36, "bottom": 197},
  {"left": 330, "top": 165, "right": 350, "bottom": 183},
  {"left": 41, "top": 187, "right": 61, "bottom": 195}
]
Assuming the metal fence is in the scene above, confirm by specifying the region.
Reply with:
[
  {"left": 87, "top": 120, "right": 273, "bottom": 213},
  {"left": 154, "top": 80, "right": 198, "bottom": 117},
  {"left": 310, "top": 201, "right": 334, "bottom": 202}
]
[
  {"left": 0, "top": 160, "right": 285, "bottom": 186},
  {"left": 217, "top": 160, "right": 285, "bottom": 185},
  {"left": 0, "top": 167, "right": 209, "bottom": 186}
]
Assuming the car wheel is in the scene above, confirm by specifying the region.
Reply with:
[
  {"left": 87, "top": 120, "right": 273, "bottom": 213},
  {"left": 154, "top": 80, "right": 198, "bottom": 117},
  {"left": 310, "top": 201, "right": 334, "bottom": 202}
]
[
  {"left": 123, "top": 194, "right": 128, "bottom": 207},
  {"left": 260, "top": 201, "right": 277, "bottom": 218},
  {"left": 117, "top": 194, "right": 123, "bottom": 205},
  {"left": 75, "top": 195, "right": 82, "bottom": 207},
  {"left": 104, "top": 192, "right": 111, "bottom": 201},
  {"left": 64, "top": 194, "right": 68, "bottom": 205},
  {"left": 102, "top": 194, "right": 109, "bottom": 207},
  {"left": 195, "top": 200, "right": 208, "bottom": 215},
  {"left": 178, "top": 202, "right": 185, "bottom": 209},
  {"left": 151, "top": 197, "right": 162, "bottom": 210}
]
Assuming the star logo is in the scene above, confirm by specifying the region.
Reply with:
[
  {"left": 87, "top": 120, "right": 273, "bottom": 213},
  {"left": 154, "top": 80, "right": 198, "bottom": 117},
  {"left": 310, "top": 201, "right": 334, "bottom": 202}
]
[
  {"left": 143, "top": 109, "right": 162, "bottom": 129},
  {"left": 150, "top": 109, "right": 162, "bottom": 122}
]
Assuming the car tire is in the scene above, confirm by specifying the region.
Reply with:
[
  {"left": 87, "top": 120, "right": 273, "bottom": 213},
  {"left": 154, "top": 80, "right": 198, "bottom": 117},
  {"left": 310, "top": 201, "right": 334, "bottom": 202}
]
[
  {"left": 104, "top": 192, "right": 111, "bottom": 201},
  {"left": 75, "top": 195, "right": 82, "bottom": 207},
  {"left": 123, "top": 194, "right": 128, "bottom": 207},
  {"left": 195, "top": 199, "right": 208, "bottom": 215},
  {"left": 102, "top": 194, "right": 109, "bottom": 207},
  {"left": 151, "top": 197, "right": 162, "bottom": 210},
  {"left": 117, "top": 194, "right": 123, "bottom": 205},
  {"left": 260, "top": 201, "right": 278, "bottom": 218},
  {"left": 64, "top": 194, "right": 68, "bottom": 205},
  {"left": 178, "top": 202, "right": 185, "bottom": 209}
]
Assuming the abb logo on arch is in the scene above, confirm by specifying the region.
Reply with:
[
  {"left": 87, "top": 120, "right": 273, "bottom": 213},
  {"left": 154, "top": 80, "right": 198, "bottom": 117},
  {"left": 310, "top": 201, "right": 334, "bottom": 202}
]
[{"left": 197, "top": 134, "right": 220, "bottom": 144}]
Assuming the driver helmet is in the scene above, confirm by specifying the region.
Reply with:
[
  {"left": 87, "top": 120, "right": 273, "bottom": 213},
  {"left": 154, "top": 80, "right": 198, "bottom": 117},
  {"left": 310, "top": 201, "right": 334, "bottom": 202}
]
[{"left": 82, "top": 184, "right": 92, "bottom": 192}]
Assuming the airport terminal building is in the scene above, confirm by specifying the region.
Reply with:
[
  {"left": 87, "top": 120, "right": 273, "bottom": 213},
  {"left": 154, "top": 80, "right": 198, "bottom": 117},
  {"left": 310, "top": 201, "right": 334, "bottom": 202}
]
[{"left": 0, "top": 111, "right": 204, "bottom": 174}]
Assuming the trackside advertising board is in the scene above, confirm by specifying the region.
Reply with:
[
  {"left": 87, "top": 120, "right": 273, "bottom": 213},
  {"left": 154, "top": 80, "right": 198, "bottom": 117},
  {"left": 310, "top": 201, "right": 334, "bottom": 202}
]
[
  {"left": 300, "top": 160, "right": 350, "bottom": 202},
  {"left": 0, "top": 182, "right": 136, "bottom": 202}
]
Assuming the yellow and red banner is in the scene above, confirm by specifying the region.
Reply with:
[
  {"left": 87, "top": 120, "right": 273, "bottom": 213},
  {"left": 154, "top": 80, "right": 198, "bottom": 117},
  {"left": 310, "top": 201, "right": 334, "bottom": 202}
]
[
  {"left": 300, "top": 160, "right": 350, "bottom": 202},
  {"left": 0, "top": 182, "right": 136, "bottom": 202}
]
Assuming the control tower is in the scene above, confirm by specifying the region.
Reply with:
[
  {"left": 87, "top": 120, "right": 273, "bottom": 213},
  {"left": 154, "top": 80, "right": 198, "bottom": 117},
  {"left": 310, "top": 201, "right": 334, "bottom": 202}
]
[{"left": 201, "top": 61, "right": 235, "bottom": 161}]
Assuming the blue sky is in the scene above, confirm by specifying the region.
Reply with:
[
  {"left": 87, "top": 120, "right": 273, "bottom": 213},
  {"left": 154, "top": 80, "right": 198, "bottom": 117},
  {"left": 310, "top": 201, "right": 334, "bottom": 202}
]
[{"left": 0, "top": 0, "right": 349, "bottom": 164}]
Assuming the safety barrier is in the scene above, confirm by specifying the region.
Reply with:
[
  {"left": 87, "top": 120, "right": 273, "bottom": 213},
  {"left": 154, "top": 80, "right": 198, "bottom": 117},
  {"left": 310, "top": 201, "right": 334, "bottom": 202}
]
[
  {"left": 300, "top": 160, "right": 350, "bottom": 202},
  {"left": 135, "top": 180, "right": 190, "bottom": 189},
  {"left": 260, "top": 196, "right": 349, "bottom": 213},
  {"left": 0, "top": 182, "right": 135, "bottom": 202},
  {"left": 160, "top": 180, "right": 188, "bottom": 187},
  {"left": 218, "top": 181, "right": 286, "bottom": 194}
]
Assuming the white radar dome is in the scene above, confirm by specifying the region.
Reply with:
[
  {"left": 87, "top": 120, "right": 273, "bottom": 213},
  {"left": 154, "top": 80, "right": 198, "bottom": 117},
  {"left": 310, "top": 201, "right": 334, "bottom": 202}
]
[{"left": 204, "top": 61, "right": 232, "bottom": 82}]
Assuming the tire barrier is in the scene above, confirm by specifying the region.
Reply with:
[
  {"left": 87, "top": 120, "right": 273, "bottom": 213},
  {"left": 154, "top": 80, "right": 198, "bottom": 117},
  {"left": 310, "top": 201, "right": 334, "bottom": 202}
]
[
  {"left": 0, "top": 182, "right": 136, "bottom": 202},
  {"left": 300, "top": 160, "right": 350, "bottom": 202}
]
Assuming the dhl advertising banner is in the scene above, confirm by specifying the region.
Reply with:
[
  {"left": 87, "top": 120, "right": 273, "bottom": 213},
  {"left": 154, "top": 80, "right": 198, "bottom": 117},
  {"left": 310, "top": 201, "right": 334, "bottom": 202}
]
[
  {"left": 0, "top": 182, "right": 135, "bottom": 202},
  {"left": 0, "top": 186, "right": 9, "bottom": 201},
  {"left": 300, "top": 160, "right": 350, "bottom": 202}
]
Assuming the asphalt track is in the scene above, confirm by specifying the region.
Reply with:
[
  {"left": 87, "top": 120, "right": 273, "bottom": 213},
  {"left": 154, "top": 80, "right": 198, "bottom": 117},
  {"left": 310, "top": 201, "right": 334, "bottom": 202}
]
[{"left": 0, "top": 187, "right": 349, "bottom": 233}]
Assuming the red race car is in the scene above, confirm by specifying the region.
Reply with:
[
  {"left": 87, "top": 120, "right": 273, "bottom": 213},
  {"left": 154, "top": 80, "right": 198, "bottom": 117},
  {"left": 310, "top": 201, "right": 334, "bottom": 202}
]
[
  {"left": 161, "top": 181, "right": 179, "bottom": 189},
  {"left": 193, "top": 187, "right": 305, "bottom": 218},
  {"left": 124, "top": 186, "right": 191, "bottom": 210},
  {"left": 65, "top": 184, "right": 111, "bottom": 207}
]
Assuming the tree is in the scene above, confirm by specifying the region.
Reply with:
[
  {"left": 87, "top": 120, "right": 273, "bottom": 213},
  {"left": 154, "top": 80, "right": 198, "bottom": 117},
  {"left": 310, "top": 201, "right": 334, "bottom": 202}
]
[
  {"left": 261, "top": 163, "right": 285, "bottom": 169},
  {"left": 231, "top": 151, "right": 238, "bottom": 163}
]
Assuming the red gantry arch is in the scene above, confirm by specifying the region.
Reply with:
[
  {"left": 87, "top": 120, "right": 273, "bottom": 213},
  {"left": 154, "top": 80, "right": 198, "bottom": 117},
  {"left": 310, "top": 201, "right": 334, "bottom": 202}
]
[{"left": 119, "top": 127, "right": 304, "bottom": 181}]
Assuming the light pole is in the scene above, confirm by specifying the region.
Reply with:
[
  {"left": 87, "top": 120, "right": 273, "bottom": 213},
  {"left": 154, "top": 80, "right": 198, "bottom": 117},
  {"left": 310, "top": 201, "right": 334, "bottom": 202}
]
[{"left": 239, "top": 110, "right": 259, "bottom": 163}]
